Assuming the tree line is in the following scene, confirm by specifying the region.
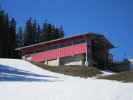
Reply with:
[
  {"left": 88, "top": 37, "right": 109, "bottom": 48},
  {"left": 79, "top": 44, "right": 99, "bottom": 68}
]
[{"left": 0, "top": 10, "right": 64, "bottom": 58}]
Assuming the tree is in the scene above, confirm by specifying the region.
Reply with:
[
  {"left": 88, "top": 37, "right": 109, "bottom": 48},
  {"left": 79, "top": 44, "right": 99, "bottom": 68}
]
[
  {"left": 0, "top": 10, "right": 6, "bottom": 57},
  {"left": 0, "top": 10, "right": 10, "bottom": 57},
  {"left": 0, "top": 10, "right": 17, "bottom": 58},
  {"left": 58, "top": 25, "right": 64, "bottom": 37},
  {"left": 8, "top": 18, "right": 16, "bottom": 57},
  {"left": 32, "top": 20, "right": 37, "bottom": 43},
  {"left": 54, "top": 26, "right": 64, "bottom": 39},
  {"left": 39, "top": 20, "right": 48, "bottom": 42},
  {"left": 36, "top": 24, "right": 41, "bottom": 42},
  {"left": 19, "top": 18, "right": 64, "bottom": 46},
  {"left": 40, "top": 20, "right": 64, "bottom": 42},
  {"left": 17, "top": 27, "right": 24, "bottom": 47},
  {"left": 24, "top": 18, "right": 34, "bottom": 46}
]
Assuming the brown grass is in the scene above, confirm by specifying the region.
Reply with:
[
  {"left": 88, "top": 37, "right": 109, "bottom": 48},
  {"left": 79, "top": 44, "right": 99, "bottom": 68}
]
[
  {"left": 98, "top": 70, "right": 133, "bottom": 82},
  {"left": 32, "top": 62, "right": 102, "bottom": 78}
]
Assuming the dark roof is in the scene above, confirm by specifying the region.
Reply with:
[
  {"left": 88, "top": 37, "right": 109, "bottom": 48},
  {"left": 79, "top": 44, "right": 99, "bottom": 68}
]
[{"left": 16, "top": 32, "right": 114, "bottom": 51}]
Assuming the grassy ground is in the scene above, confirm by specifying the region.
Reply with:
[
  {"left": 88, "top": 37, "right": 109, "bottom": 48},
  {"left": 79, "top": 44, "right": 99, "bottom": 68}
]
[
  {"left": 32, "top": 62, "right": 133, "bottom": 82},
  {"left": 32, "top": 62, "right": 102, "bottom": 78},
  {"left": 98, "top": 70, "right": 133, "bottom": 82}
]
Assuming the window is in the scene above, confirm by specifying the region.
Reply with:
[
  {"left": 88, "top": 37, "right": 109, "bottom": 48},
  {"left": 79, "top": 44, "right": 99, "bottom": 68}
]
[
  {"left": 59, "top": 41, "right": 72, "bottom": 48},
  {"left": 35, "top": 44, "right": 59, "bottom": 53},
  {"left": 73, "top": 39, "right": 85, "bottom": 44}
]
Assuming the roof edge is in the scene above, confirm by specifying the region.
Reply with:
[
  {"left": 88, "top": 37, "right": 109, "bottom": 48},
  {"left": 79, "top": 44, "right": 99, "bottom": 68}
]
[{"left": 16, "top": 32, "right": 113, "bottom": 50}]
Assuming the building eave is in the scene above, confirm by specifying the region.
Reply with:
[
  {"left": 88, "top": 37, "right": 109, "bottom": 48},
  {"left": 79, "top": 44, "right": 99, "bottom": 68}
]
[{"left": 15, "top": 32, "right": 114, "bottom": 51}]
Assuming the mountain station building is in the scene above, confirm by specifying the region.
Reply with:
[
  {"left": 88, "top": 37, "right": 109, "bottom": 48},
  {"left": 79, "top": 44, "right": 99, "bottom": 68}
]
[{"left": 16, "top": 33, "right": 114, "bottom": 67}]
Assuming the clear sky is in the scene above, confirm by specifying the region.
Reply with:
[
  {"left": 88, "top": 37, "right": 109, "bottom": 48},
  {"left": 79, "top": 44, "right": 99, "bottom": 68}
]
[{"left": 1, "top": 0, "right": 133, "bottom": 60}]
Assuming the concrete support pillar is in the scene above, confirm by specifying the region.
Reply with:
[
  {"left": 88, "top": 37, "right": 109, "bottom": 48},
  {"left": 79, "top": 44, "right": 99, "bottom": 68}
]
[
  {"left": 44, "top": 60, "right": 48, "bottom": 65},
  {"left": 85, "top": 51, "right": 90, "bottom": 66},
  {"left": 85, "top": 40, "right": 93, "bottom": 66},
  {"left": 85, "top": 40, "right": 89, "bottom": 66},
  {"left": 89, "top": 40, "right": 93, "bottom": 66},
  {"left": 57, "top": 58, "right": 60, "bottom": 66}
]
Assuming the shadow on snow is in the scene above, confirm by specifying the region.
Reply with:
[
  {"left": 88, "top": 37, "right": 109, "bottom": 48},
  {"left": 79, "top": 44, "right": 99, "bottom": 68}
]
[{"left": 0, "top": 64, "right": 57, "bottom": 82}]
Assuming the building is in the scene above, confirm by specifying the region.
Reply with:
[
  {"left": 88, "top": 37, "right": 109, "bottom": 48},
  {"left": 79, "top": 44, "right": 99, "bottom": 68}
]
[{"left": 16, "top": 33, "right": 114, "bottom": 67}]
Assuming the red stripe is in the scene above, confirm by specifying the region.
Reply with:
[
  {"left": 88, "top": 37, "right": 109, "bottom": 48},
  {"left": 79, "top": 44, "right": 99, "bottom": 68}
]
[{"left": 31, "top": 43, "right": 88, "bottom": 62}]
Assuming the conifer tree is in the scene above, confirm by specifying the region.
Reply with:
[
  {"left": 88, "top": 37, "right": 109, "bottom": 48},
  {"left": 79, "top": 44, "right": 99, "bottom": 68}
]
[
  {"left": 41, "top": 20, "right": 64, "bottom": 42},
  {"left": 24, "top": 18, "right": 34, "bottom": 46},
  {"left": 36, "top": 24, "right": 41, "bottom": 42},
  {"left": 32, "top": 20, "right": 37, "bottom": 43},
  {"left": 8, "top": 18, "right": 16, "bottom": 57},
  {"left": 0, "top": 10, "right": 6, "bottom": 57},
  {"left": 17, "top": 27, "right": 24, "bottom": 47},
  {"left": 0, "top": 10, "right": 17, "bottom": 58},
  {"left": 40, "top": 20, "right": 48, "bottom": 42}
]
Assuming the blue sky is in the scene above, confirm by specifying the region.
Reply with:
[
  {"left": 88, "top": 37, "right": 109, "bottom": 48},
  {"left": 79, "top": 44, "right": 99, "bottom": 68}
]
[{"left": 1, "top": 0, "right": 133, "bottom": 60}]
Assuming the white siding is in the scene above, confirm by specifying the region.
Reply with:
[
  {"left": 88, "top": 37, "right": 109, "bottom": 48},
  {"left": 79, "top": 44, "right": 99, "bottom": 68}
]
[{"left": 47, "top": 59, "right": 59, "bottom": 66}]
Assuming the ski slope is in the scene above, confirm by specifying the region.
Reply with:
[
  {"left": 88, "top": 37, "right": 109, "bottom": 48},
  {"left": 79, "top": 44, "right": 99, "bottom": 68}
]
[
  {"left": 0, "top": 58, "right": 133, "bottom": 100},
  {"left": 0, "top": 58, "right": 70, "bottom": 81}
]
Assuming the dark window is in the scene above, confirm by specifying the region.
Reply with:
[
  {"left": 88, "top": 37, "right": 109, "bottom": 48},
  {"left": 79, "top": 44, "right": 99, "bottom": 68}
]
[
  {"left": 47, "top": 45, "right": 59, "bottom": 50},
  {"left": 73, "top": 39, "right": 85, "bottom": 44},
  {"left": 60, "top": 41, "right": 72, "bottom": 48},
  {"left": 35, "top": 44, "right": 59, "bottom": 52}
]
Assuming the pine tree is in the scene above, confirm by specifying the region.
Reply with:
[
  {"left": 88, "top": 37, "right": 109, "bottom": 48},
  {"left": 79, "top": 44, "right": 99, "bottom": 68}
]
[
  {"left": 36, "top": 24, "right": 41, "bottom": 42},
  {"left": 4, "top": 13, "right": 10, "bottom": 57},
  {"left": 45, "top": 24, "right": 56, "bottom": 41},
  {"left": 58, "top": 25, "right": 64, "bottom": 38},
  {"left": 24, "top": 17, "right": 34, "bottom": 46},
  {"left": 54, "top": 26, "right": 64, "bottom": 39},
  {"left": 8, "top": 18, "right": 16, "bottom": 57},
  {"left": 41, "top": 20, "right": 64, "bottom": 42},
  {"left": 0, "top": 10, "right": 17, "bottom": 58},
  {"left": 32, "top": 20, "right": 37, "bottom": 43},
  {"left": 40, "top": 20, "right": 48, "bottom": 42},
  {"left": 22, "top": 19, "right": 65, "bottom": 45},
  {"left": 0, "top": 10, "right": 5, "bottom": 57},
  {"left": 0, "top": 10, "right": 10, "bottom": 57},
  {"left": 17, "top": 27, "right": 24, "bottom": 47}
]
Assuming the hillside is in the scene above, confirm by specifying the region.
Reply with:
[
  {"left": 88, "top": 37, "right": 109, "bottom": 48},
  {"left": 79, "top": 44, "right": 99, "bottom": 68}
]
[
  {"left": 32, "top": 62, "right": 102, "bottom": 77},
  {"left": 0, "top": 59, "right": 133, "bottom": 100}
]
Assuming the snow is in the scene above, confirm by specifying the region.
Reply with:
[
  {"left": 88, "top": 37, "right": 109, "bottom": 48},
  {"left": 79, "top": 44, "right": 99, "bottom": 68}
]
[
  {"left": 0, "top": 58, "right": 133, "bottom": 100},
  {"left": 0, "top": 58, "right": 69, "bottom": 81},
  {"left": 101, "top": 70, "right": 115, "bottom": 76}
]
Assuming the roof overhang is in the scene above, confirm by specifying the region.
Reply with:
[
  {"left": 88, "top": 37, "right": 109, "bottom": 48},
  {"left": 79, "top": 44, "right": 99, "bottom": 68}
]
[{"left": 16, "top": 32, "right": 114, "bottom": 51}]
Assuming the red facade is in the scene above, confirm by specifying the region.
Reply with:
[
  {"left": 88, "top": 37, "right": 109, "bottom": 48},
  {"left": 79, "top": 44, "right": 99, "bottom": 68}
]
[
  {"left": 31, "top": 43, "right": 88, "bottom": 62},
  {"left": 16, "top": 33, "right": 114, "bottom": 65}
]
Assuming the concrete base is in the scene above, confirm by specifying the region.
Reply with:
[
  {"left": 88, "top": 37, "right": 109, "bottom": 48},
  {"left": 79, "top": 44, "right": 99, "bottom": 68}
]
[
  {"left": 43, "top": 54, "right": 91, "bottom": 66},
  {"left": 44, "top": 59, "right": 59, "bottom": 66}
]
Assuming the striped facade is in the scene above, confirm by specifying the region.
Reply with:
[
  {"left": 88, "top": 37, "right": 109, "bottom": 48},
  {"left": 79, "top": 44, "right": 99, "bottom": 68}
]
[{"left": 16, "top": 33, "right": 114, "bottom": 67}]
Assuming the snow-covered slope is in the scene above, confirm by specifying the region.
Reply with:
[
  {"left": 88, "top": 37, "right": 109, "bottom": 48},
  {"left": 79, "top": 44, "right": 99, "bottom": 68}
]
[
  {"left": 0, "top": 58, "right": 65, "bottom": 76},
  {"left": 0, "top": 58, "right": 133, "bottom": 100},
  {"left": 0, "top": 58, "right": 70, "bottom": 81}
]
